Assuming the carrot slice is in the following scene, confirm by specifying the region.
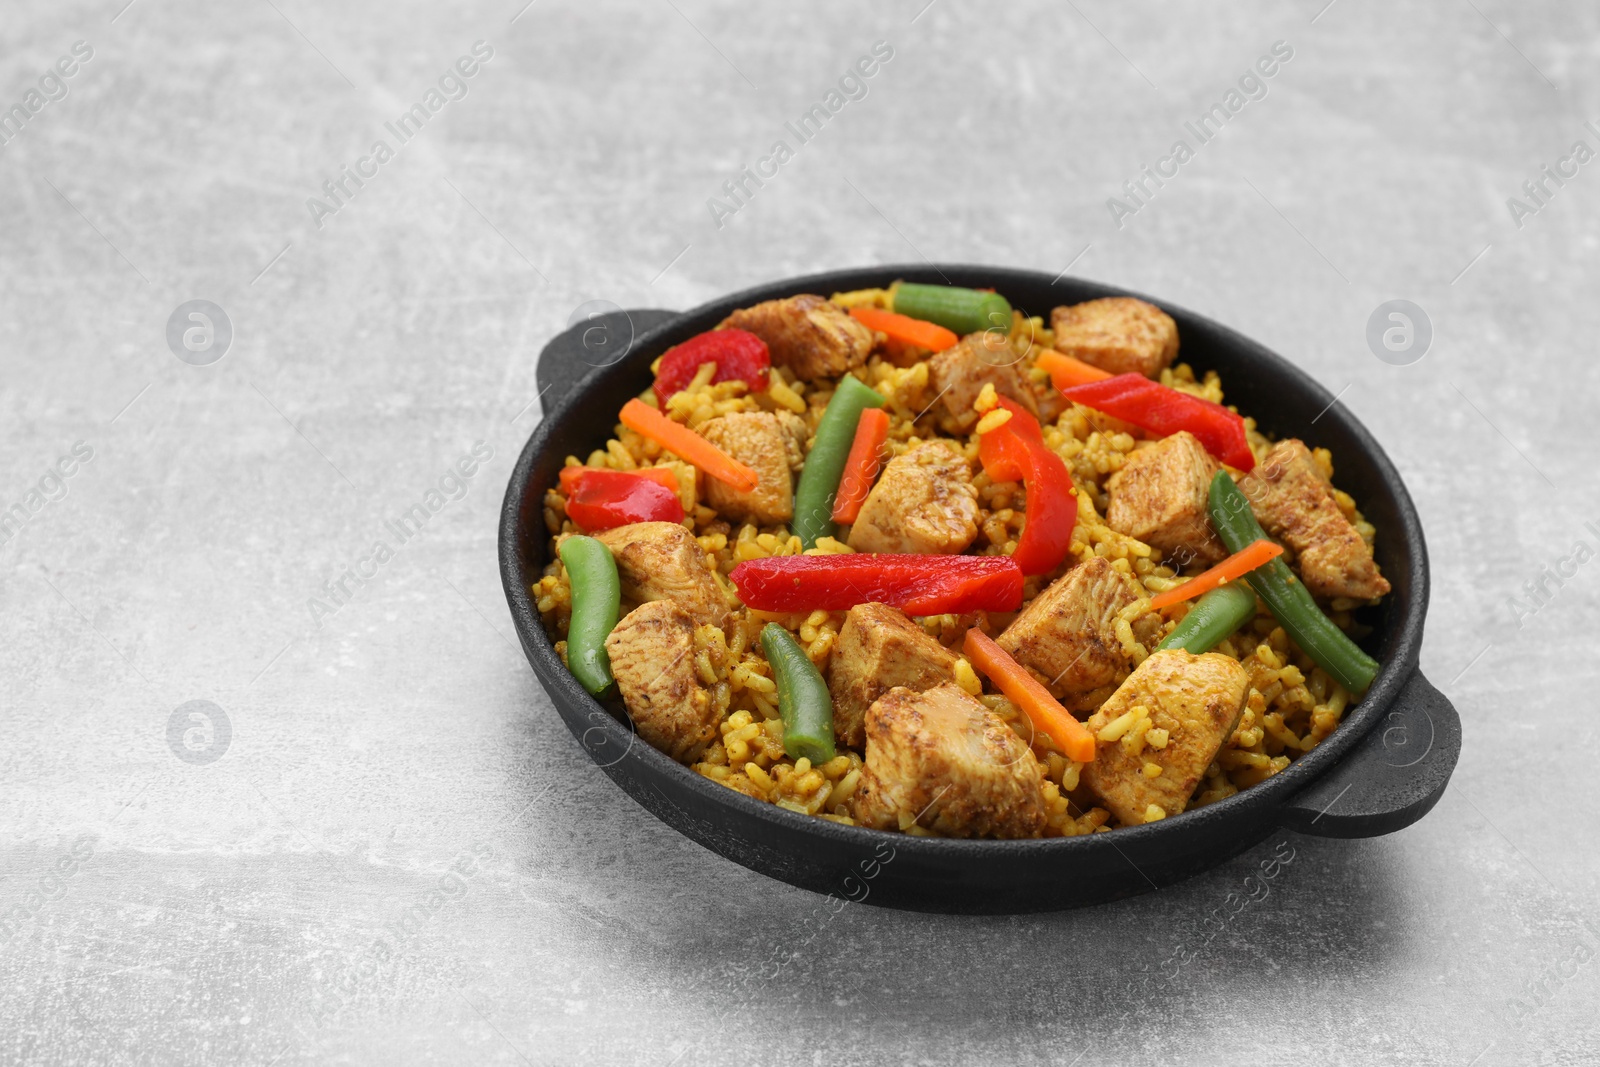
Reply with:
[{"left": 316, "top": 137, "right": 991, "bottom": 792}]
[
  {"left": 558, "top": 465, "right": 680, "bottom": 496},
  {"left": 618, "top": 398, "right": 759, "bottom": 493},
  {"left": 963, "top": 628, "right": 1096, "bottom": 763},
  {"left": 830, "top": 408, "right": 891, "bottom": 524},
  {"left": 1036, "top": 349, "right": 1113, "bottom": 390},
  {"left": 1148, "top": 539, "right": 1285, "bottom": 611},
  {"left": 849, "top": 306, "right": 959, "bottom": 353}
]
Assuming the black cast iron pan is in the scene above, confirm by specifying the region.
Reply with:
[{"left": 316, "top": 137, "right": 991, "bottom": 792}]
[{"left": 499, "top": 264, "right": 1461, "bottom": 913}]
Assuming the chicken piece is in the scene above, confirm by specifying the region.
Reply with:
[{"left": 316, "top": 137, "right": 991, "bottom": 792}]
[
  {"left": 719, "top": 294, "right": 872, "bottom": 381},
  {"left": 997, "top": 556, "right": 1151, "bottom": 705},
  {"left": 1050, "top": 297, "right": 1179, "bottom": 379},
  {"left": 853, "top": 683, "right": 1046, "bottom": 838},
  {"left": 1107, "top": 431, "right": 1227, "bottom": 569},
  {"left": 773, "top": 410, "right": 809, "bottom": 470},
  {"left": 698, "top": 412, "right": 797, "bottom": 526},
  {"left": 1237, "top": 439, "right": 1390, "bottom": 601},
  {"left": 846, "top": 441, "right": 979, "bottom": 555},
  {"left": 593, "top": 521, "right": 730, "bottom": 628},
  {"left": 927, "top": 331, "right": 1039, "bottom": 431},
  {"left": 827, "top": 603, "right": 959, "bottom": 749},
  {"left": 603, "top": 600, "right": 717, "bottom": 762},
  {"left": 1080, "top": 649, "right": 1249, "bottom": 824}
]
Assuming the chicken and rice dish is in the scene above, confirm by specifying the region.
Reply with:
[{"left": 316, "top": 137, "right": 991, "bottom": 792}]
[{"left": 535, "top": 282, "right": 1389, "bottom": 839}]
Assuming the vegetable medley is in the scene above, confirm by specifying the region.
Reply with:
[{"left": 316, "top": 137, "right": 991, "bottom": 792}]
[{"left": 537, "top": 282, "right": 1390, "bottom": 838}]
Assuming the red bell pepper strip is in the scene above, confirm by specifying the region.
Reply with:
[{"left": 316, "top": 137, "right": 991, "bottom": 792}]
[
  {"left": 558, "top": 465, "right": 680, "bottom": 497},
  {"left": 1060, "top": 373, "right": 1256, "bottom": 472},
  {"left": 729, "top": 554, "right": 1023, "bottom": 615},
  {"left": 560, "top": 468, "right": 685, "bottom": 532},
  {"left": 652, "top": 328, "right": 771, "bottom": 404},
  {"left": 977, "top": 398, "right": 1079, "bottom": 576}
]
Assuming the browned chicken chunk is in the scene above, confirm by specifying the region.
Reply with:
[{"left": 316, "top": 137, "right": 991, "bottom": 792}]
[
  {"left": 997, "top": 556, "right": 1150, "bottom": 705},
  {"left": 827, "top": 603, "right": 959, "bottom": 748},
  {"left": 846, "top": 441, "right": 979, "bottom": 555},
  {"left": 1107, "top": 431, "right": 1227, "bottom": 569},
  {"left": 1050, "top": 297, "right": 1179, "bottom": 379},
  {"left": 928, "top": 331, "right": 1039, "bottom": 431},
  {"left": 719, "top": 294, "right": 873, "bottom": 381},
  {"left": 603, "top": 600, "right": 717, "bottom": 761},
  {"left": 1081, "top": 649, "right": 1250, "bottom": 824},
  {"left": 853, "top": 683, "right": 1047, "bottom": 838},
  {"left": 698, "top": 411, "right": 801, "bottom": 526},
  {"left": 593, "top": 521, "right": 730, "bottom": 628},
  {"left": 1237, "top": 439, "right": 1390, "bottom": 601}
]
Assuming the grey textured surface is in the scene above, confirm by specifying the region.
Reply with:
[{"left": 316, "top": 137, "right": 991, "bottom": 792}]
[{"left": 3, "top": 1, "right": 1596, "bottom": 1064}]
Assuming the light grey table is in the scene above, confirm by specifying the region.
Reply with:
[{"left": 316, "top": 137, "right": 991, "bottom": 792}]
[{"left": 4, "top": 1, "right": 1595, "bottom": 1063}]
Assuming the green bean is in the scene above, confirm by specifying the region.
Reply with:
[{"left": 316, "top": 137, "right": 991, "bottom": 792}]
[
  {"left": 557, "top": 535, "right": 620, "bottom": 696},
  {"left": 790, "top": 374, "right": 886, "bottom": 548},
  {"left": 759, "top": 623, "right": 837, "bottom": 764},
  {"left": 892, "top": 282, "right": 1013, "bottom": 337},
  {"left": 1155, "top": 583, "right": 1259, "bottom": 654},
  {"left": 1207, "top": 472, "right": 1380, "bottom": 694}
]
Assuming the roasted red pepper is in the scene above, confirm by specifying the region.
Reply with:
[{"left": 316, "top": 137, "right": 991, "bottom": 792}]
[
  {"left": 559, "top": 468, "right": 685, "bottom": 532},
  {"left": 652, "top": 328, "right": 771, "bottom": 404},
  {"left": 558, "top": 465, "right": 682, "bottom": 496},
  {"left": 977, "top": 398, "right": 1079, "bottom": 576},
  {"left": 1060, "top": 373, "right": 1255, "bottom": 472},
  {"left": 729, "top": 554, "right": 1023, "bottom": 615}
]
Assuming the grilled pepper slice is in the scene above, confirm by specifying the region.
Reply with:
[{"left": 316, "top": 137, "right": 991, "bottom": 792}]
[
  {"left": 559, "top": 468, "right": 685, "bottom": 532},
  {"left": 1061, "top": 373, "right": 1256, "bottom": 472},
  {"left": 730, "top": 553, "right": 1023, "bottom": 615},
  {"left": 976, "top": 397, "right": 1079, "bottom": 576},
  {"left": 652, "top": 328, "right": 771, "bottom": 404}
]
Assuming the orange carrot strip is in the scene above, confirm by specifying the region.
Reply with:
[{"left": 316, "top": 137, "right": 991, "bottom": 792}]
[
  {"left": 963, "top": 628, "right": 1096, "bottom": 763},
  {"left": 1036, "top": 350, "right": 1113, "bottom": 390},
  {"left": 1148, "top": 539, "right": 1285, "bottom": 611},
  {"left": 559, "top": 465, "right": 680, "bottom": 496},
  {"left": 831, "top": 408, "right": 890, "bottom": 524},
  {"left": 618, "top": 398, "right": 759, "bottom": 493},
  {"left": 849, "top": 306, "right": 959, "bottom": 353}
]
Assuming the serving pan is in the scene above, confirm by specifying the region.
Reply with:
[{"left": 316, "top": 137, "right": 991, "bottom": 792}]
[{"left": 499, "top": 264, "right": 1461, "bottom": 913}]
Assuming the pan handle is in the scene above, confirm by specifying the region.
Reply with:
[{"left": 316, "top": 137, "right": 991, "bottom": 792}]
[
  {"left": 1276, "top": 668, "right": 1462, "bottom": 838},
  {"left": 536, "top": 307, "right": 680, "bottom": 413}
]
